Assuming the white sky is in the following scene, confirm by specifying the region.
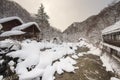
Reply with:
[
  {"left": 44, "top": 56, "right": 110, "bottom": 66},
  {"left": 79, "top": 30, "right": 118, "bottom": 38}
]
[{"left": 12, "top": 0, "right": 113, "bottom": 31}]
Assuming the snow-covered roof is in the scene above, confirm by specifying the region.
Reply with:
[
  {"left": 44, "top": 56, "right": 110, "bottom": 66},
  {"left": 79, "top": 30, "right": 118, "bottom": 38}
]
[
  {"left": 12, "top": 22, "right": 41, "bottom": 32},
  {"left": 0, "top": 30, "right": 25, "bottom": 37},
  {"left": 0, "top": 16, "right": 24, "bottom": 24},
  {"left": 102, "top": 20, "right": 120, "bottom": 35}
]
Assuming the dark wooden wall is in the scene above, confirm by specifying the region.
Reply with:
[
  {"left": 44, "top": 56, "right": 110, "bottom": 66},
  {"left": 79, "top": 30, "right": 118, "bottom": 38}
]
[
  {"left": 1, "top": 19, "right": 22, "bottom": 31},
  {"left": 103, "top": 31, "right": 120, "bottom": 47},
  {"left": 22, "top": 25, "right": 40, "bottom": 33}
]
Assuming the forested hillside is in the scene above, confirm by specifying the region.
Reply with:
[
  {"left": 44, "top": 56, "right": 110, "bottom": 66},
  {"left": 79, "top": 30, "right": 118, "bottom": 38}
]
[
  {"left": 63, "top": 1, "right": 120, "bottom": 44},
  {"left": 0, "top": 0, "right": 34, "bottom": 22}
]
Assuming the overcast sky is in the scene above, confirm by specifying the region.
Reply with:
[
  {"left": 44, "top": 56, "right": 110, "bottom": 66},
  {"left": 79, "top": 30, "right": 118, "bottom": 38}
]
[{"left": 12, "top": 0, "right": 113, "bottom": 31}]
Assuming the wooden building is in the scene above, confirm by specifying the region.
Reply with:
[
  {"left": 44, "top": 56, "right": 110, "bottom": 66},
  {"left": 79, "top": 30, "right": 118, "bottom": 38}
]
[
  {"left": 0, "top": 16, "right": 41, "bottom": 41},
  {"left": 0, "top": 16, "right": 23, "bottom": 32},
  {"left": 13, "top": 22, "right": 41, "bottom": 40},
  {"left": 0, "top": 22, "right": 41, "bottom": 41},
  {"left": 102, "top": 21, "right": 120, "bottom": 59}
]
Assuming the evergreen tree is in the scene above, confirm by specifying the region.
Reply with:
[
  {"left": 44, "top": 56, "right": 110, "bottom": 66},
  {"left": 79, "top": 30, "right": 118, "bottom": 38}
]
[{"left": 36, "top": 4, "right": 49, "bottom": 26}]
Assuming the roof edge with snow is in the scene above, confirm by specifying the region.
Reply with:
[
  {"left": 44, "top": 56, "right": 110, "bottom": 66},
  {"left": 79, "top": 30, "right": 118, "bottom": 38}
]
[
  {"left": 12, "top": 22, "right": 41, "bottom": 32},
  {"left": 0, "top": 16, "right": 24, "bottom": 24},
  {"left": 102, "top": 20, "right": 120, "bottom": 35},
  {"left": 0, "top": 30, "right": 26, "bottom": 37}
]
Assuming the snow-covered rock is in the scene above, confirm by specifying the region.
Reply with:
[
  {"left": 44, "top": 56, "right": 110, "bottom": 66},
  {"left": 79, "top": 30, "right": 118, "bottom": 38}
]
[
  {"left": 71, "top": 54, "right": 79, "bottom": 59},
  {"left": 110, "top": 77, "right": 120, "bottom": 80},
  {"left": 5, "top": 40, "right": 79, "bottom": 79},
  {"left": 0, "top": 75, "right": 3, "bottom": 80},
  {"left": 0, "top": 39, "right": 21, "bottom": 51},
  {"left": 100, "top": 53, "right": 114, "bottom": 72}
]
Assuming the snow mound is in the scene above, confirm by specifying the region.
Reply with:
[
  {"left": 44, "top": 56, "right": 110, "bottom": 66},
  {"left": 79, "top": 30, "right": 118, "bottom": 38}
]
[
  {"left": 1, "top": 39, "right": 112, "bottom": 80},
  {"left": 6, "top": 40, "right": 78, "bottom": 80},
  {"left": 100, "top": 53, "right": 114, "bottom": 72},
  {"left": 100, "top": 53, "right": 120, "bottom": 75},
  {"left": 110, "top": 77, "right": 120, "bottom": 80},
  {"left": 0, "top": 76, "right": 3, "bottom": 80}
]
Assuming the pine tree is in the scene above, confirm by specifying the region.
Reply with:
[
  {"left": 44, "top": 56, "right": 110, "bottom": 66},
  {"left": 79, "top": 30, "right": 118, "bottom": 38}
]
[{"left": 36, "top": 4, "right": 49, "bottom": 26}]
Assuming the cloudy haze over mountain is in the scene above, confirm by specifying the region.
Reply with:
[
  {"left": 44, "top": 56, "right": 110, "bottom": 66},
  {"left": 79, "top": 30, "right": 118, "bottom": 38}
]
[{"left": 12, "top": 0, "right": 113, "bottom": 31}]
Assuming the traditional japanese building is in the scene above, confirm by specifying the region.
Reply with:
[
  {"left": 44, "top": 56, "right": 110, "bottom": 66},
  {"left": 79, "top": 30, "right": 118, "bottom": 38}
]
[
  {"left": 0, "top": 22, "right": 41, "bottom": 41},
  {"left": 12, "top": 22, "right": 41, "bottom": 40},
  {"left": 0, "top": 16, "right": 23, "bottom": 32},
  {"left": 0, "top": 16, "right": 42, "bottom": 41},
  {"left": 102, "top": 20, "right": 120, "bottom": 60}
]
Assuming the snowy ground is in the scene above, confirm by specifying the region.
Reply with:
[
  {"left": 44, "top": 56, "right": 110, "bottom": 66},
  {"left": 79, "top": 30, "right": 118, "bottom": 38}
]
[{"left": 0, "top": 39, "right": 120, "bottom": 80}]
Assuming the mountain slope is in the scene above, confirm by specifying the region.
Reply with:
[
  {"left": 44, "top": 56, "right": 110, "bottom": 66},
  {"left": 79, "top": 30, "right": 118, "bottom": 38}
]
[
  {"left": 0, "top": 0, "right": 34, "bottom": 22},
  {"left": 63, "top": 1, "right": 120, "bottom": 44}
]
